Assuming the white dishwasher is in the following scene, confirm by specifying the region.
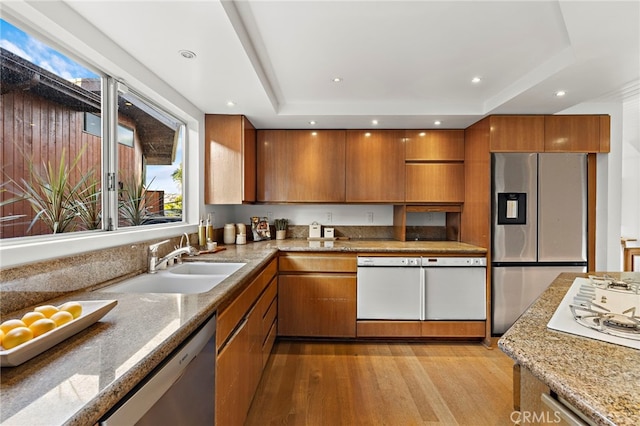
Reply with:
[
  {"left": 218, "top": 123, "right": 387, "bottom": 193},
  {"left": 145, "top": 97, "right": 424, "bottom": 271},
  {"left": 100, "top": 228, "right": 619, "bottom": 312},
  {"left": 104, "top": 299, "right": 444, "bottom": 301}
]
[
  {"left": 422, "top": 257, "right": 487, "bottom": 320},
  {"left": 357, "top": 256, "right": 423, "bottom": 320}
]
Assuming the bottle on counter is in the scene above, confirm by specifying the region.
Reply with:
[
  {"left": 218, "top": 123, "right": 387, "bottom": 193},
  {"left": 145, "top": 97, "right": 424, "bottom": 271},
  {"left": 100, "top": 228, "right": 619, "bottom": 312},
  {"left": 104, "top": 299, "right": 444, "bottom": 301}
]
[
  {"left": 224, "top": 224, "right": 236, "bottom": 245},
  {"left": 198, "top": 217, "right": 206, "bottom": 247},
  {"left": 206, "top": 214, "right": 214, "bottom": 242}
]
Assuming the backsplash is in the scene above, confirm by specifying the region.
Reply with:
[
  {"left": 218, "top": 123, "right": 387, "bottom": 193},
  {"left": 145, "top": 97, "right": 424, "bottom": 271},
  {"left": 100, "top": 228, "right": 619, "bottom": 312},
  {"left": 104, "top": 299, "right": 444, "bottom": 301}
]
[{"left": 0, "top": 226, "right": 446, "bottom": 316}]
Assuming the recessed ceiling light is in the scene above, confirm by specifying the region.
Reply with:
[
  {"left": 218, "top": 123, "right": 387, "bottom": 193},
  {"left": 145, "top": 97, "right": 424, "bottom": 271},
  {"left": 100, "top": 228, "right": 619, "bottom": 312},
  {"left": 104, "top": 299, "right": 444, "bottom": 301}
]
[
  {"left": 364, "top": 132, "right": 372, "bottom": 137},
  {"left": 309, "top": 120, "right": 317, "bottom": 125},
  {"left": 332, "top": 77, "right": 343, "bottom": 83},
  {"left": 226, "top": 101, "right": 236, "bottom": 107},
  {"left": 434, "top": 120, "right": 442, "bottom": 126},
  {"left": 419, "top": 132, "right": 426, "bottom": 137},
  {"left": 372, "top": 119, "right": 379, "bottom": 125},
  {"left": 555, "top": 90, "right": 567, "bottom": 97},
  {"left": 178, "top": 49, "right": 197, "bottom": 59},
  {"left": 471, "top": 77, "right": 482, "bottom": 84}
]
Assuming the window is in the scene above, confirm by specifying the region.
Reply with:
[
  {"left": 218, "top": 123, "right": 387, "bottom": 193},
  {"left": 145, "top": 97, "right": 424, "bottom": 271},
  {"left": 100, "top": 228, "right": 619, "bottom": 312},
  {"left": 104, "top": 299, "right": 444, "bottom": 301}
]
[{"left": 0, "top": 19, "right": 185, "bottom": 239}]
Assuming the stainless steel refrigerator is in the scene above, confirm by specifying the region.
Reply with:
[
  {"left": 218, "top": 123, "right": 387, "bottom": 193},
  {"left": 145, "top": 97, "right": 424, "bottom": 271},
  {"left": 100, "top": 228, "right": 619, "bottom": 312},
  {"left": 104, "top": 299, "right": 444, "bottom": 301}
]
[{"left": 492, "top": 153, "right": 587, "bottom": 334}]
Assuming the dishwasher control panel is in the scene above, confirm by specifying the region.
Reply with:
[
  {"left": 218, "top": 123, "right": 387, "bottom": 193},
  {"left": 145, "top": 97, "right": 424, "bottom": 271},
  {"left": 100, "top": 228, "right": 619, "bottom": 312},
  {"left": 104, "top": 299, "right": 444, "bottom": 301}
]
[
  {"left": 422, "top": 257, "right": 486, "bottom": 267},
  {"left": 357, "top": 257, "right": 421, "bottom": 267}
]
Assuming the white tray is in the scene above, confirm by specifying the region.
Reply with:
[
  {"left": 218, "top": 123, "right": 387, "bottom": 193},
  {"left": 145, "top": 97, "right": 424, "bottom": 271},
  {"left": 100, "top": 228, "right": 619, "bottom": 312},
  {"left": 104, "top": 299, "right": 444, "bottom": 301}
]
[{"left": 1, "top": 300, "right": 117, "bottom": 367}]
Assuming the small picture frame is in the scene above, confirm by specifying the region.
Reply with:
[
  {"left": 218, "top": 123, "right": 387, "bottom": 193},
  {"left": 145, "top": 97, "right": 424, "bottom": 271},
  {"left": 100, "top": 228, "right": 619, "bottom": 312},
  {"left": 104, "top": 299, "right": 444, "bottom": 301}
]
[{"left": 251, "top": 216, "right": 271, "bottom": 241}]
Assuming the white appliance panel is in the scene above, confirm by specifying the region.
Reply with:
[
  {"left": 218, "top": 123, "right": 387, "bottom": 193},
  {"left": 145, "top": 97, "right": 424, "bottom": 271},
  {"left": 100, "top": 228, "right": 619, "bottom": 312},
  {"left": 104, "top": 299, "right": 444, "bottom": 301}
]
[
  {"left": 424, "top": 267, "right": 486, "bottom": 320},
  {"left": 357, "top": 266, "right": 422, "bottom": 320}
]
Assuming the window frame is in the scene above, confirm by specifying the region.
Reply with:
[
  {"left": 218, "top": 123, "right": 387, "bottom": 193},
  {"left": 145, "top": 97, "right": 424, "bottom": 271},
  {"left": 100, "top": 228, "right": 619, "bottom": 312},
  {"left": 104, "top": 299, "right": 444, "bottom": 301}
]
[{"left": 0, "top": 4, "right": 201, "bottom": 269}]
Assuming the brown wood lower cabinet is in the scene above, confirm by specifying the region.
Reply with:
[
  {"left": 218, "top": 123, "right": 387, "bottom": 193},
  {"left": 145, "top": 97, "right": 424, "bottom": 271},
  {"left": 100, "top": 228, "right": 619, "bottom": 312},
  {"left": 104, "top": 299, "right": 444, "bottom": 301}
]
[
  {"left": 215, "top": 258, "right": 277, "bottom": 426},
  {"left": 278, "top": 252, "right": 357, "bottom": 338},
  {"left": 278, "top": 274, "right": 356, "bottom": 337}
]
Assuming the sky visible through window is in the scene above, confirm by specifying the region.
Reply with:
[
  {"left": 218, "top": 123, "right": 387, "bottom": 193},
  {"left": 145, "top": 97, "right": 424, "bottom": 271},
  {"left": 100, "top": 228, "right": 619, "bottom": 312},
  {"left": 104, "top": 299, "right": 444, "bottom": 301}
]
[{"left": 0, "top": 19, "right": 183, "bottom": 194}]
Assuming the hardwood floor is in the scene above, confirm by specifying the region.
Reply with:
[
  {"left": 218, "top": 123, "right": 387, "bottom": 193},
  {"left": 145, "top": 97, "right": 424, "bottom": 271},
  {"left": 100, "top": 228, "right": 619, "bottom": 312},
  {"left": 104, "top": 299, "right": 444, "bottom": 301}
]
[{"left": 246, "top": 340, "right": 515, "bottom": 426}]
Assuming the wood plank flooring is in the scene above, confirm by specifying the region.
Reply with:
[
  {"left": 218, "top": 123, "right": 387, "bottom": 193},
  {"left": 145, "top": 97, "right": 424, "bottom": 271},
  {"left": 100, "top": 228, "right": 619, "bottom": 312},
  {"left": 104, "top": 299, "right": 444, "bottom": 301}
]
[{"left": 246, "top": 340, "right": 515, "bottom": 426}]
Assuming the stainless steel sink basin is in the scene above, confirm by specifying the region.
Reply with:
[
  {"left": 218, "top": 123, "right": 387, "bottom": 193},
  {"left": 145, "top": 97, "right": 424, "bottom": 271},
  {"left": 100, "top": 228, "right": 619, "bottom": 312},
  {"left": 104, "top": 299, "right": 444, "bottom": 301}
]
[
  {"left": 99, "top": 262, "right": 246, "bottom": 294},
  {"left": 168, "top": 262, "right": 245, "bottom": 276}
]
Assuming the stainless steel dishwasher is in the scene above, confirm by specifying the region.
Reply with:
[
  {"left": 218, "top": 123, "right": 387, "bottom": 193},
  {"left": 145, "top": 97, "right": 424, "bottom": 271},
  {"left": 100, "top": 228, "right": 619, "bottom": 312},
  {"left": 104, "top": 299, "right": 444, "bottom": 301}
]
[{"left": 100, "top": 314, "right": 216, "bottom": 425}]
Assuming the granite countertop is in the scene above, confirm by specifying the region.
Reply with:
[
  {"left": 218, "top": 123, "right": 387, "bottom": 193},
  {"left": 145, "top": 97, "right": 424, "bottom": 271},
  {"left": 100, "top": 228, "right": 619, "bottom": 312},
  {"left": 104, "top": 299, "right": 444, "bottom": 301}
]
[
  {"left": 0, "top": 239, "right": 485, "bottom": 425},
  {"left": 498, "top": 272, "right": 640, "bottom": 426}
]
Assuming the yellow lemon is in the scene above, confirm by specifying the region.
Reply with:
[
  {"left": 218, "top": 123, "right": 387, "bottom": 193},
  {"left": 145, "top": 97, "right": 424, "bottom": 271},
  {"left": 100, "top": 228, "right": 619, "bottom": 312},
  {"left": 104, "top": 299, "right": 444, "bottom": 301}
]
[
  {"left": 21, "top": 311, "right": 46, "bottom": 327},
  {"left": 3, "top": 327, "right": 33, "bottom": 349},
  {"left": 34, "top": 305, "right": 59, "bottom": 318},
  {"left": 0, "top": 319, "right": 28, "bottom": 335},
  {"left": 0, "top": 329, "right": 4, "bottom": 346},
  {"left": 50, "top": 311, "right": 74, "bottom": 327},
  {"left": 59, "top": 301, "right": 82, "bottom": 319},
  {"left": 29, "top": 318, "right": 57, "bottom": 338}
]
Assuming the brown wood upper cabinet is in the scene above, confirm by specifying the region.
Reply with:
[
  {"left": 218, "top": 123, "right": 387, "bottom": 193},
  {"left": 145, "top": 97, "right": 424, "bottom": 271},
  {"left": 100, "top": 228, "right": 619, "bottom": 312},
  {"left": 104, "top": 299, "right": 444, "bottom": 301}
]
[
  {"left": 544, "top": 115, "right": 610, "bottom": 152},
  {"left": 405, "top": 130, "right": 465, "bottom": 203},
  {"left": 488, "top": 115, "right": 545, "bottom": 152},
  {"left": 487, "top": 114, "right": 610, "bottom": 153},
  {"left": 346, "top": 130, "right": 405, "bottom": 202},
  {"left": 256, "top": 130, "right": 346, "bottom": 202},
  {"left": 204, "top": 114, "right": 256, "bottom": 204},
  {"left": 405, "top": 130, "right": 465, "bottom": 160}
]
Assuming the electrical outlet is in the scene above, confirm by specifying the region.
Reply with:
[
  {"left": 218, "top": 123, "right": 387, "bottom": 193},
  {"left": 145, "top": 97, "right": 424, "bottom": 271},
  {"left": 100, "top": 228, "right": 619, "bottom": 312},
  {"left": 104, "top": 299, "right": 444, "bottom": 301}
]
[
  {"left": 326, "top": 212, "right": 332, "bottom": 223},
  {"left": 267, "top": 211, "right": 273, "bottom": 221},
  {"left": 367, "top": 212, "right": 374, "bottom": 223}
]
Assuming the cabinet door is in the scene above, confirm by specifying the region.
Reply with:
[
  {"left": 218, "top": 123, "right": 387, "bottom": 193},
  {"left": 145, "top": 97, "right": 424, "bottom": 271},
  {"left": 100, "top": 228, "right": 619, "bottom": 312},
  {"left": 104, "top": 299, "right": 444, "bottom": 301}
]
[
  {"left": 405, "top": 130, "right": 464, "bottom": 160},
  {"left": 489, "top": 115, "right": 545, "bottom": 152},
  {"left": 405, "top": 163, "right": 464, "bottom": 202},
  {"left": 256, "top": 130, "right": 346, "bottom": 202},
  {"left": 278, "top": 274, "right": 356, "bottom": 337},
  {"left": 215, "top": 319, "right": 250, "bottom": 426},
  {"left": 544, "top": 115, "right": 601, "bottom": 152},
  {"left": 204, "top": 114, "right": 256, "bottom": 204},
  {"left": 345, "top": 130, "right": 405, "bottom": 202}
]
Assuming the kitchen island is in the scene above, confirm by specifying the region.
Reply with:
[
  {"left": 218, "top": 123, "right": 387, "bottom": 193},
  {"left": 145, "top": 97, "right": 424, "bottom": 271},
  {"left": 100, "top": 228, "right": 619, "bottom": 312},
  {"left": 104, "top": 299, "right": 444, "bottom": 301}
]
[
  {"left": 0, "top": 239, "right": 484, "bottom": 425},
  {"left": 499, "top": 272, "right": 640, "bottom": 426}
]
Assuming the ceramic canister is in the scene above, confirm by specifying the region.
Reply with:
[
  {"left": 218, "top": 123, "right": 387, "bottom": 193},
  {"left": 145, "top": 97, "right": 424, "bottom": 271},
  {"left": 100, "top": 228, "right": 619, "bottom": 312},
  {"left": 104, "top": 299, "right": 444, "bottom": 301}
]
[{"left": 223, "top": 224, "right": 236, "bottom": 244}]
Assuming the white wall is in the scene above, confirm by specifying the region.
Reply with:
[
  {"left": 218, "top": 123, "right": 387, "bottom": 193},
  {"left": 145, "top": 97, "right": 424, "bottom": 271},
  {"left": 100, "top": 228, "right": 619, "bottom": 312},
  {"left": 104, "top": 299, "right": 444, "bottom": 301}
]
[
  {"left": 558, "top": 101, "right": 629, "bottom": 270},
  {"left": 621, "top": 97, "right": 640, "bottom": 247}
]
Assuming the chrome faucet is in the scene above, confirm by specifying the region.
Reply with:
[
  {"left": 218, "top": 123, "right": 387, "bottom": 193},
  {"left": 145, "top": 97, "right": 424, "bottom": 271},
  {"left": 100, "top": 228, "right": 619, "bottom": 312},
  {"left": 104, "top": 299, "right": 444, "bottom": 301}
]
[{"left": 148, "top": 234, "right": 198, "bottom": 273}]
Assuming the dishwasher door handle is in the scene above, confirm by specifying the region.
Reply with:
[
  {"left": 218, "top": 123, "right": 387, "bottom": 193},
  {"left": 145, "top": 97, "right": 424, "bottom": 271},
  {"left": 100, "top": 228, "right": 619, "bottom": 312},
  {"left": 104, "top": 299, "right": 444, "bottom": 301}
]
[{"left": 540, "top": 393, "right": 592, "bottom": 426}]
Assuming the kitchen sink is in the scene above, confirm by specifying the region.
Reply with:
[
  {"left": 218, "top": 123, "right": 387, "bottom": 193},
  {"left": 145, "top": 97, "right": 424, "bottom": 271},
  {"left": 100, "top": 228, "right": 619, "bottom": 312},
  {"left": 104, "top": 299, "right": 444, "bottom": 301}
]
[
  {"left": 99, "top": 262, "right": 245, "bottom": 294},
  {"left": 168, "top": 262, "right": 246, "bottom": 276}
]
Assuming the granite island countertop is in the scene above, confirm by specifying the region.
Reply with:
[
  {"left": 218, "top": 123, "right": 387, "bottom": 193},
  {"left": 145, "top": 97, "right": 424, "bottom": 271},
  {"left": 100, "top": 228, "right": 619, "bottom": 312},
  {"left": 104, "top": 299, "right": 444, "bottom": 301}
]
[
  {"left": 0, "top": 239, "right": 485, "bottom": 425},
  {"left": 498, "top": 272, "right": 640, "bottom": 426}
]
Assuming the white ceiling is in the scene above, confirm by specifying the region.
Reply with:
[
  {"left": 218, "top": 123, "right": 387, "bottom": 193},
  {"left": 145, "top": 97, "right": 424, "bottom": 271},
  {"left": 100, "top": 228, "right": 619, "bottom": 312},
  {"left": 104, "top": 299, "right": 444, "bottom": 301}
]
[{"left": 65, "top": 0, "right": 639, "bottom": 129}]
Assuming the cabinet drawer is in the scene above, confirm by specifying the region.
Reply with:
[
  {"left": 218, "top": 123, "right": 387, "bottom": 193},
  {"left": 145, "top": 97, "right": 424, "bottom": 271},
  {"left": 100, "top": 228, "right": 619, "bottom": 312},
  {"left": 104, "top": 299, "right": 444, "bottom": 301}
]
[
  {"left": 262, "top": 294, "right": 277, "bottom": 340},
  {"left": 279, "top": 253, "right": 356, "bottom": 273},
  {"left": 217, "top": 258, "right": 277, "bottom": 349},
  {"left": 262, "top": 320, "right": 277, "bottom": 368}
]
